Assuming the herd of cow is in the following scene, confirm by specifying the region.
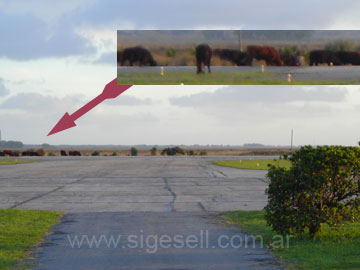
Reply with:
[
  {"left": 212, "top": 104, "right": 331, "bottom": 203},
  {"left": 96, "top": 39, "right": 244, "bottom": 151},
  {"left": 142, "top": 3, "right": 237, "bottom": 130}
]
[
  {"left": 118, "top": 44, "right": 360, "bottom": 74},
  {"left": 0, "top": 150, "right": 81, "bottom": 157}
]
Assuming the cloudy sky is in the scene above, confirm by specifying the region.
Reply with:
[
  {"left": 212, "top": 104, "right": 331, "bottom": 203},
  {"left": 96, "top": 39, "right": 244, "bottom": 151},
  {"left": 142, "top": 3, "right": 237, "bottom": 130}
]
[{"left": 1, "top": 0, "right": 360, "bottom": 146}]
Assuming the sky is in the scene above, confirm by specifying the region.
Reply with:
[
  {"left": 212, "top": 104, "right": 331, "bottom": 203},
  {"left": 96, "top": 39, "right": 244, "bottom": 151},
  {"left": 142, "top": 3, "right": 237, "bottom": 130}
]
[{"left": 0, "top": 0, "right": 360, "bottom": 146}]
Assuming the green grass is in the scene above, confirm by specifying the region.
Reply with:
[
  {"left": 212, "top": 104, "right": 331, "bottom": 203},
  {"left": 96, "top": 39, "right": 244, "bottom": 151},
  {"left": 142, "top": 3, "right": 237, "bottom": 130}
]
[
  {"left": 0, "top": 159, "right": 33, "bottom": 166},
  {"left": 213, "top": 159, "right": 291, "bottom": 170},
  {"left": 117, "top": 72, "right": 357, "bottom": 85},
  {"left": 0, "top": 209, "right": 62, "bottom": 270},
  {"left": 225, "top": 210, "right": 360, "bottom": 270}
]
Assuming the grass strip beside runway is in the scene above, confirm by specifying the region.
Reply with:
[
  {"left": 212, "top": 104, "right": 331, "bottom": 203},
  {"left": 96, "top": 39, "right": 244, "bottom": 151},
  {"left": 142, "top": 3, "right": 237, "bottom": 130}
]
[
  {"left": 117, "top": 72, "right": 357, "bottom": 85},
  {"left": 0, "top": 159, "right": 33, "bottom": 165},
  {"left": 0, "top": 209, "right": 62, "bottom": 270},
  {"left": 213, "top": 159, "right": 291, "bottom": 170},
  {"left": 225, "top": 210, "right": 360, "bottom": 270}
]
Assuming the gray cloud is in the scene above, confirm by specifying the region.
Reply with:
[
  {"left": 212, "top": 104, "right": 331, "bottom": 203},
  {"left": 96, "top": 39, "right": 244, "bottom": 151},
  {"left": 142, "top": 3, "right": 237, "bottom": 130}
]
[
  {"left": 105, "top": 95, "right": 153, "bottom": 106},
  {"left": 0, "top": 78, "right": 9, "bottom": 96},
  {"left": 92, "top": 52, "right": 116, "bottom": 65},
  {"left": 170, "top": 86, "right": 348, "bottom": 107},
  {"left": 0, "top": 92, "right": 83, "bottom": 113}
]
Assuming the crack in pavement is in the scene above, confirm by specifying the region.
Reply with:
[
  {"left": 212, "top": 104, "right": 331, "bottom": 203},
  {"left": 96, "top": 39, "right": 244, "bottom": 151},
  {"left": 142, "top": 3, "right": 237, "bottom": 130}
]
[
  {"left": 163, "top": 177, "right": 176, "bottom": 212},
  {"left": 9, "top": 177, "right": 85, "bottom": 209}
]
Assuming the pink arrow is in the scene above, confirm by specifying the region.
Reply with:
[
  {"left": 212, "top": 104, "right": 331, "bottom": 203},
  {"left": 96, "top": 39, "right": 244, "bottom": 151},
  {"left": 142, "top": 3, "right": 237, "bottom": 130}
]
[{"left": 48, "top": 79, "right": 132, "bottom": 136}]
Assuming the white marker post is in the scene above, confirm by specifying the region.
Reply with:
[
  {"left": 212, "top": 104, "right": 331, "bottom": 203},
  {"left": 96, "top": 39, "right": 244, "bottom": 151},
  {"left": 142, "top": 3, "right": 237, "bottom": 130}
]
[
  {"left": 261, "top": 64, "right": 265, "bottom": 73},
  {"left": 161, "top": 67, "right": 164, "bottom": 76},
  {"left": 288, "top": 73, "right": 292, "bottom": 83}
]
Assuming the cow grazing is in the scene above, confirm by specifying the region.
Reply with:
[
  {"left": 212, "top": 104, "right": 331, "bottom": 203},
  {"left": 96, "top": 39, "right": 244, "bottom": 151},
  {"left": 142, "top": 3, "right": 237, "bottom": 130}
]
[
  {"left": 0, "top": 151, "right": 5, "bottom": 156},
  {"left": 246, "top": 45, "right": 283, "bottom": 66},
  {"left": 120, "top": 46, "right": 157, "bottom": 66},
  {"left": 4, "top": 150, "right": 17, "bottom": 157},
  {"left": 69, "top": 151, "right": 81, "bottom": 156},
  {"left": 214, "top": 49, "right": 247, "bottom": 66},
  {"left": 196, "top": 44, "right": 212, "bottom": 74},
  {"left": 60, "top": 150, "right": 68, "bottom": 156},
  {"left": 280, "top": 55, "right": 299, "bottom": 66},
  {"left": 333, "top": 51, "right": 360, "bottom": 65},
  {"left": 309, "top": 50, "right": 336, "bottom": 66}
]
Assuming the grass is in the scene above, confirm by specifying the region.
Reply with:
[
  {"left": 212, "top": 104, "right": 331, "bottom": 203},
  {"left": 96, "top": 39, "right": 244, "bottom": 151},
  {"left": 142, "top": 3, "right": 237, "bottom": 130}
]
[
  {"left": 213, "top": 159, "right": 291, "bottom": 170},
  {"left": 0, "top": 209, "right": 62, "bottom": 270},
  {"left": 117, "top": 72, "right": 357, "bottom": 85},
  {"left": 0, "top": 159, "right": 34, "bottom": 166},
  {"left": 225, "top": 210, "right": 360, "bottom": 270}
]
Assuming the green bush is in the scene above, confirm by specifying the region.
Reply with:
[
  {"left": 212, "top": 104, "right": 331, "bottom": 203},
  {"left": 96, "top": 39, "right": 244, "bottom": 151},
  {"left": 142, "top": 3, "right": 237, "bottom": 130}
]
[
  {"left": 199, "top": 150, "right": 208, "bottom": 156},
  {"left": 150, "top": 147, "right": 158, "bottom": 156},
  {"left": 130, "top": 147, "right": 138, "bottom": 156},
  {"left": 48, "top": 152, "right": 56, "bottom": 156},
  {"left": 187, "top": 150, "right": 195, "bottom": 156},
  {"left": 111, "top": 152, "right": 117, "bottom": 156},
  {"left": 324, "top": 40, "right": 355, "bottom": 52},
  {"left": 161, "top": 147, "right": 185, "bottom": 156},
  {"left": 265, "top": 145, "right": 360, "bottom": 237},
  {"left": 166, "top": 48, "right": 176, "bottom": 57},
  {"left": 279, "top": 45, "right": 302, "bottom": 56},
  {"left": 91, "top": 151, "right": 100, "bottom": 156}
]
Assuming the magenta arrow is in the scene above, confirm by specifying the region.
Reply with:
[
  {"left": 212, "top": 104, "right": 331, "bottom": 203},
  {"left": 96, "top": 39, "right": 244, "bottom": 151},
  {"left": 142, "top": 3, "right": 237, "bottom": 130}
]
[{"left": 48, "top": 78, "right": 132, "bottom": 136}]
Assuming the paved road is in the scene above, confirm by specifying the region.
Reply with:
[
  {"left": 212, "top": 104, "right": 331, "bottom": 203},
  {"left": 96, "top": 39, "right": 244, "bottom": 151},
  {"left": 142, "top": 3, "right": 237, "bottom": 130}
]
[
  {"left": 1, "top": 157, "right": 284, "bottom": 270},
  {"left": 118, "top": 65, "right": 360, "bottom": 82}
]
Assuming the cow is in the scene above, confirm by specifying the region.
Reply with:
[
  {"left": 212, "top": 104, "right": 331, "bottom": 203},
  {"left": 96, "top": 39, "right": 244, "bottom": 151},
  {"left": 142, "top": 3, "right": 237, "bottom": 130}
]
[
  {"left": 280, "top": 55, "right": 299, "bottom": 66},
  {"left": 119, "top": 46, "right": 157, "bottom": 66},
  {"left": 69, "top": 151, "right": 81, "bottom": 156},
  {"left": 333, "top": 51, "right": 360, "bottom": 65},
  {"left": 22, "top": 150, "right": 42, "bottom": 156},
  {"left": 0, "top": 151, "right": 5, "bottom": 156},
  {"left": 309, "top": 50, "right": 336, "bottom": 66},
  {"left": 60, "top": 150, "right": 67, "bottom": 156},
  {"left": 4, "top": 150, "right": 17, "bottom": 157},
  {"left": 245, "top": 45, "right": 283, "bottom": 66},
  {"left": 214, "top": 49, "right": 247, "bottom": 66},
  {"left": 196, "top": 44, "right": 212, "bottom": 74}
]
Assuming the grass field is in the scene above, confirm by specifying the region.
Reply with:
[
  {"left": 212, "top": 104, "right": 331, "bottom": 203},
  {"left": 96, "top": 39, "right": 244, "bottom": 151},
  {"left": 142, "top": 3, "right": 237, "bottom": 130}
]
[
  {"left": 0, "top": 209, "right": 62, "bottom": 270},
  {"left": 213, "top": 159, "right": 291, "bottom": 170},
  {"left": 0, "top": 159, "right": 33, "bottom": 166},
  {"left": 225, "top": 210, "right": 360, "bottom": 270},
  {"left": 117, "top": 72, "right": 357, "bottom": 85}
]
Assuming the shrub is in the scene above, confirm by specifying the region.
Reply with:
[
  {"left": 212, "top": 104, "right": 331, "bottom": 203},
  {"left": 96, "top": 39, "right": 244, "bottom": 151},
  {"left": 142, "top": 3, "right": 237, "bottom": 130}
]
[
  {"left": 166, "top": 48, "right": 176, "bottom": 57},
  {"left": 265, "top": 145, "right": 360, "bottom": 237},
  {"left": 48, "top": 152, "right": 56, "bottom": 156},
  {"left": 187, "top": 150, "right": 195, "bottom": 156},
  {"left": 91, "top": 151, "right": 100, "bottom": 156},
  {"left": 111, "top": 152, "right": 117, "bottom": 156},
  {"left": 161, "top": 147, "right": 185, "bottom": 156},
  {"left": 324, "top": 40, "right": 355, "bottom": 52},
  {"left": 199, "top": 150, "right": 208, "bottom": 156},
  {"left": 150, "top": 147, "right": 158, "bottom": 156},
  {"left": 279, "top": 45, "right": 302, "bottom": 56},
  {"left": 130, "top": 147, "right": 138, "bottom": 156}
]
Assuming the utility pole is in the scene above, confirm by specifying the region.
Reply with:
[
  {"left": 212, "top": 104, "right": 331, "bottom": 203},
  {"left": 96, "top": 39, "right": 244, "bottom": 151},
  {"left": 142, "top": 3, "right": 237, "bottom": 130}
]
[{"left": 290, "top": 129, "right": 294, "bottom": 151}]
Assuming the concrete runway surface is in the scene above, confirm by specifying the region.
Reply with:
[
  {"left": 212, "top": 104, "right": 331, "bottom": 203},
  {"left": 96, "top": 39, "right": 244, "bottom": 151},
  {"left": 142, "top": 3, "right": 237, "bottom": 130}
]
[{"left": 1, "top": 156, "right": 285, "bottom": 269}]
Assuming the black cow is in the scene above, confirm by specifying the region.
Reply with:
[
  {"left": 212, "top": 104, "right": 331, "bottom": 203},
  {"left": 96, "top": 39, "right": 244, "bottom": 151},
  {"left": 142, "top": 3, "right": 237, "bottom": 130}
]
[
  {"left": 214, "top": 49, "right": 247, "bottom": 66},
  {"left": 60, "top": 150, "right": 67, "bottom": 156},
  {"left": 119, "top": 46, "right": 157, "bottom": 66},
  {"left": 309, "top": 50, "right": 337, "bottom": 66},
  {"left": 69, "top": 151, "right": 81, "bottom": 156},
  {"left": 280, "top": 55, "right": 299, "bottom": 66},
  {"left": 196, "top": 44, "right": 212, "bottom": 74},
  {"left": 333, "top": 51, "right": 360, "bottom": 65},
  {"left": 0, "top": 151, "right": 5, "bottom": 156}
]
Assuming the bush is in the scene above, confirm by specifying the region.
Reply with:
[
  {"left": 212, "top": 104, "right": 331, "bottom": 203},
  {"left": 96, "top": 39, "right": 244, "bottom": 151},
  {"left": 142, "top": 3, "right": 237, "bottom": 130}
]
[
  {"left": 324, "top": 40, "right": 355, "bottom": 52},
  {"left": 161, "top": 147, "right": 185, "bottom": 156},
  {"left": 187, "top": 150, "right": 195, "bottom": 156},
  {"left": 265, "top": 145, "right": 360, "bottom": 237},
  {"left": 111, "top": 152, "right": 117, "bottom": 156},
  {"left": 48, "top": 152, "right": 56, "bottom": 156},
  {"left": 150, "top": 147, "right": 158, "bottom": 156},
  {"left": 279, "top": 45, "right": 302, "bottom": 56},
  {"left": 166, "top": 48, "right": 176, "bottom": 57},
  {"left": 91, "top": 151, "right": 100, "bottom": 156},
  {"left": 130, "top": 147, "right": 138, "bottom": 156},
  {"left": 199, "top": 150, "right": 208, "bottom": 156}
]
